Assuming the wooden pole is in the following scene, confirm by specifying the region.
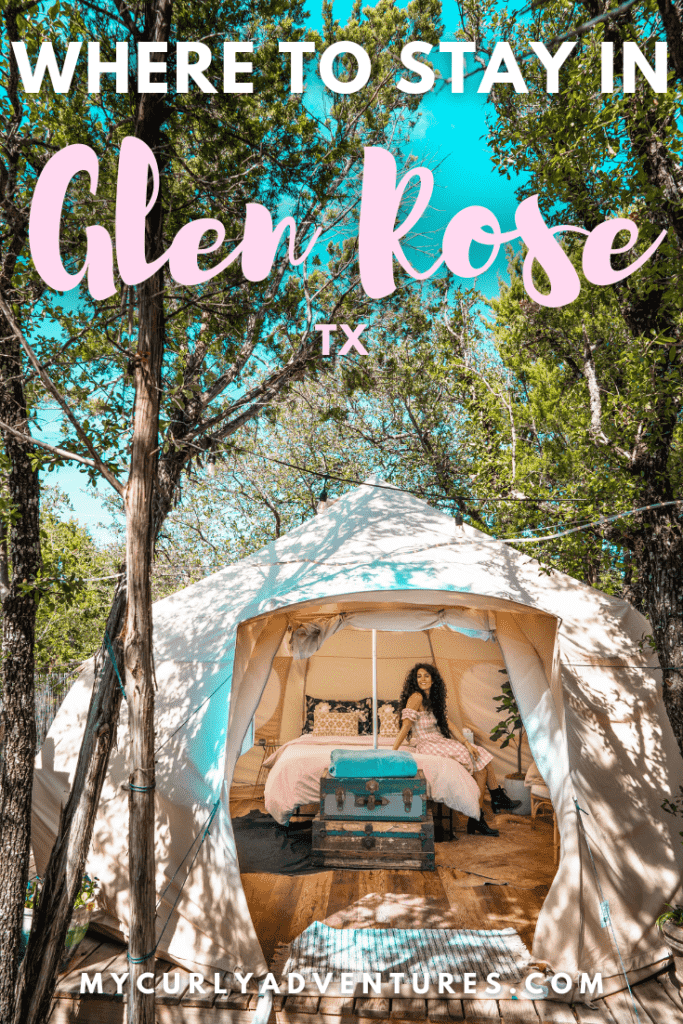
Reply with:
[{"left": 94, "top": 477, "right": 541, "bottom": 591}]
[
  {"left": 15, "top": 583, "right": 127, "bottom": 1024},
  {"left": 124, "top": 8, "right": 171, "bottom": 1017},
  {"left": 124, "top": 264, "right": 163, "bottom": 1024},
  {"left": 372, "top": 629, "right": 377, "bottom": 748}
]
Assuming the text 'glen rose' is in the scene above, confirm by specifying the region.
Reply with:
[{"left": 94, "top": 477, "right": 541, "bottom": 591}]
[{"left": 29, "top": 139, "right": 667, "bottom": 309}]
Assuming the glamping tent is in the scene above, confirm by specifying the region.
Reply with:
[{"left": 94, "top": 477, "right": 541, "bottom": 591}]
[{"left": 32, "top": 480, "right": 683, "bottom": 993}]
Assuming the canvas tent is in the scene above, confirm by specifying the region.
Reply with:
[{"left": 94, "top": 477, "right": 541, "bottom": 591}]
[{"left": 32, "top": 480, "right": 683, "bottom": 992}]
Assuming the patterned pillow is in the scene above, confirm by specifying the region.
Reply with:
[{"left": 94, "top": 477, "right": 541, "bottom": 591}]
[
  {"left": 378, "top": 702, "right": 400, "bottom": 738},
  {"left": 313, "top": 709, "right": 361, "bottom": 736},
  {"left": 303, "top": 696, "right": 372, "bottom": 735}
]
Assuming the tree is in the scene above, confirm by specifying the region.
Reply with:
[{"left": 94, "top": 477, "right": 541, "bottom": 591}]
[
  {"left": 445, "top": 0, "right": 683, "bottom": 748},
  {"left": 138, "top": 284, "right": 497, "bottom": 593},
  {"left": 4, "top": 1, "right": 445, "bottom": 1020},
  {"left": 196, "top": 264, "right": 678, "bottom": 656},
  {"left": 0, "top": 1, "right": 77, "bottom": 1012},
  {"left": 35, "top": 490, "right": 117, "bottom": 671}
]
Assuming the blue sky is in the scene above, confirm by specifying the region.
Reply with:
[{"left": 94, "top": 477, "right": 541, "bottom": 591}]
[
  {"left": 303, "top": 0, "right": 523, "bottom": 291},
  {"left": 45, "top": 0, "right": 522, "bottom": 539},
  {"left": 39, "top": 406, "right": 120, "bottom": 542}
]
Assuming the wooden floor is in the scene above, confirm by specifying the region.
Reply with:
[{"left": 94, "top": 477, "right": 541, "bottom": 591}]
[
  {"left": 50, "top": 795, "right": 682, "bottom": 1023},
  {"left": 233, "top": 793, "right": 557, "bottom": 965}
]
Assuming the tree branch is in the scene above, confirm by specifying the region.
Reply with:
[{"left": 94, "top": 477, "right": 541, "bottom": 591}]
[
  {"left": 581, "top": 322, "right": 631, "bottom": 461},
  {"left": 0, "top": 416, "right": 123, "bottom": 492},
  {"left": 0, "top": 294, "right": 124, "bottom": 495}
]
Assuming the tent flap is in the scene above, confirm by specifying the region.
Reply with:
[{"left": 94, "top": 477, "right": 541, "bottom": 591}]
[{"left": 289, "top": 607, "right": 495, "bottom": 659}]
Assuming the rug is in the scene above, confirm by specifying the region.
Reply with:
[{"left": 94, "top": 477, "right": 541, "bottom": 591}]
[
  {"left": 232, "top": 810, "right": 321, "bottom": 875},
  {"left": 233, "top": 809, "right": 463, "bottom": 876},
  {"left": 271, "top": 919, "right": 532, "bottom": 993}
]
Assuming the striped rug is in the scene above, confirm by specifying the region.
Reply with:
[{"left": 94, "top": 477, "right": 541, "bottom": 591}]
[{"left": 274, "top": 920, "right": 531, "bottom": 985}]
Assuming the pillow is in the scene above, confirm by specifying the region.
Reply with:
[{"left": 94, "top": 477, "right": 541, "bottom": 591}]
[
  {"left": 313, "top": 709, "right": 361, "bottom": 736},
  {"left": 303, "top": 696, "right": 372, "bottom": 735},
  {"left": 378, "top": 698, "right": 400, "bottom": 713},
  {"left": 378, "top": 701, "right": 400, "bottom": 738}
]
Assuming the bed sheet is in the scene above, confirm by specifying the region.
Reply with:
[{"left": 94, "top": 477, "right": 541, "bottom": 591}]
[{"left": 263, "top": 734, "right": 481, "bottom": 824}]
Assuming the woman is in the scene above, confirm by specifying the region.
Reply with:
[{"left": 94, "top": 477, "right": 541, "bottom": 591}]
[{"left": 393, "top": 663, "right": 520, "bottom": 836}]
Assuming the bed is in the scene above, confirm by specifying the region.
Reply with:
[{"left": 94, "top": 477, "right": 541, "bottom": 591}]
[{"left": 263, "top": 734, "right": 481, "bottom": 824}]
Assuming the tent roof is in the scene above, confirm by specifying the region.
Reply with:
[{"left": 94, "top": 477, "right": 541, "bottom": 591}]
[{"left": 151, "top": 478, "right": 652, "bottom": 665}]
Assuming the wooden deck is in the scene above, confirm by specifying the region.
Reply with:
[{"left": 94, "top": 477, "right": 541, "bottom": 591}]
[
  {"left": 49, "top": 939, "right": 683, "bottom": 1024},
  {"left": 50, "top": 796, "right": 682, "bottom": 1023}
]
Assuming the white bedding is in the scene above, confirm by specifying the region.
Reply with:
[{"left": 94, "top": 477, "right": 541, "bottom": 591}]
[{"left": 263, "top": 734, "right": 481, "bottom": 824}]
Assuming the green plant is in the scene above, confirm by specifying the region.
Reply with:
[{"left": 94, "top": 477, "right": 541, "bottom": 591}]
[
  {"left": 490, "top": 669, "right": 525, "bottom": 776},
  {"left": 657, "top": 904, "right": 683, "bottom": 931},
  {"left": 24, "top": 878, "right": 42, "bottom": 910},
  {"left": 73, "top": 874, "right": 100, "bottom": 910},
  {"left": 24, "top": 874, "right": 99, "bottom": 911}
]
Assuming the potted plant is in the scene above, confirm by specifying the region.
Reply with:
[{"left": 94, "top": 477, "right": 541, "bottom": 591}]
[
  {"left": 21, "top": 873, "right": 100, "bottom": 969},
  {"left": 490, "top": 669, "right": 530, "bottom": 814},
  {"left": 62, "top": 873, "right": 101, "bottom": 969},
  {"left": 657, "top": 904, "right": 683, "bottom": 984}
]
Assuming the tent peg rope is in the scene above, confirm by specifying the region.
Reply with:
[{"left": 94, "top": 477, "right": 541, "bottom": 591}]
[
  {"left": 100, "top": 624, "right": 226, "bottom": 964},
  {"left": 126, "top": 798, "right": 221, "bottom": 966},
  {"left": 104, "top": 631, "right": 127, "bottom": 701},
  {"left": 573, "top": 798, "right": 642, "bottom": 1024},
  {"left": 154, "top": 674, "right": 231, "bottom": 755}
]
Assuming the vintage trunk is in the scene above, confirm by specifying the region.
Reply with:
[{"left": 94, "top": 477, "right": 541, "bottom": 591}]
[
  {"left": 312, "top": 815, "right": 435, "bottom": 870},
  {"left": 320, "top": 770, "right": 428, "bottom": 821}
]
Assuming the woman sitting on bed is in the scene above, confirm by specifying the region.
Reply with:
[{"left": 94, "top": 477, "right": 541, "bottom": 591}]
[{"left": 393, "top": 663, "right": 520, "bottom": 836}]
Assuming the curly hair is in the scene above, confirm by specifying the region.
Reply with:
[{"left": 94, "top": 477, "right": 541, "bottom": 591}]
[{"left": 399, "top": 663, "right": 450, "bottom": 738}]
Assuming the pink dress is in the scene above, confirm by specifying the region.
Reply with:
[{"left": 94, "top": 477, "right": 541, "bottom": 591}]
[{"left": 402, "top": 707, "right": 493, "bottom": 773}]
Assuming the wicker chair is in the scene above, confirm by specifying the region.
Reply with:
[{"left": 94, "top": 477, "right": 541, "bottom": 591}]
[{"left": 530, "top": 783, "right": 560, "bottom": 865}]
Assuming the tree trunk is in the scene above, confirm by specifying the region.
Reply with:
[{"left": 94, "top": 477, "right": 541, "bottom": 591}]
[
  {"left": 124, "top": 0, "right": 170, "bottom": 1005},
  {"left": 656, "top": 0, "right": 683, "bottom": 91},
  {"left": 18, "top": 3, "right": 172, "bottom": 1018},
  {"left": 635, "top": 512, "right": 683, "bottom": 759},
  {"left": 0, "top": 334, "right": 40, "bottom": 1021},
  {"left": 14, "top": 579, "right": 127, "bottom": 1024},
  {"left": 124, "top": 266, "right": 163, "bottom": 1024},
  {"left": 0, "top": 15, "right": 43, "bottom": 1013}
]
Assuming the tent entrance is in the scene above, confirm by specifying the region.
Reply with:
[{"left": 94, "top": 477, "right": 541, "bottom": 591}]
[
  {"left": 232, "top": 602, "right": 560, "bottom": 790},
  {"left": 230, "top": 601, "right": 563, "bottom": 978}
]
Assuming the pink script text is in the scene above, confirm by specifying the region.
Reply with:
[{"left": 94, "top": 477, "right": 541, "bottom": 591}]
[{"left": 28, "top": 139, "right": 667, "bottom": 308}]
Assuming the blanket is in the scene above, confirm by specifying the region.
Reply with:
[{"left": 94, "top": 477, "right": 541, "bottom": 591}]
[{"left": 263, "top": 734, "right": 481, "bottom": 823}]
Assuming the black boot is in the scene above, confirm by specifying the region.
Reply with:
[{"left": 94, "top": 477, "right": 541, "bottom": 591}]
[
  {"left": 489, "top": 786, "right": 522, "bottom": 813},
  {"left": 467, "top": 811, "right": 500, "bottom": 836}
]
